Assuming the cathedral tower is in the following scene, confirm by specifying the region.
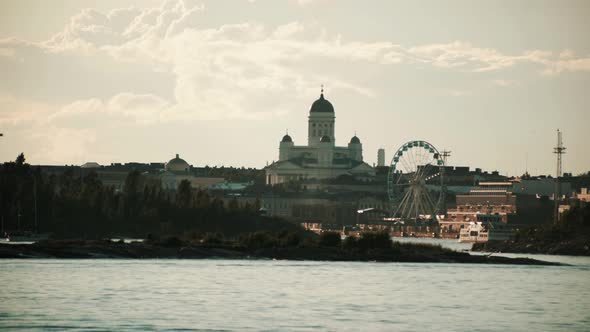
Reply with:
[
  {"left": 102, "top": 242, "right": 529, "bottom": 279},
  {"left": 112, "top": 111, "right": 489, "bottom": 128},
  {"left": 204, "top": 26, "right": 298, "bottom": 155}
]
[{"left": 308, "top": 88, "right": 335, "bottom": 146}]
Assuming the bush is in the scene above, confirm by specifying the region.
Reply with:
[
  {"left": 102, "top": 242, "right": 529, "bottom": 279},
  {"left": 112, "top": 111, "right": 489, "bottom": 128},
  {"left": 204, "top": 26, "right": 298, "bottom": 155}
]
[
  {"left": 239, "top": 231, "right": 279, "bottom": 250},
  {"left": 356, "top": 232, "right": 392, "bottom": 250},
  {"left": 280, "top": 231, "right": 301, "bottom": 247},
  {"left": 319, "top": 232, "right": 341, "bottom": 247},
  {"left": 202, "top": 232, "right": 224, "bottom": 245},
  {"left": 160, "top": 236, "right": 184, "bottom": 247},
  {"left": 342, "top": 236, "right": 358, "bottom": 249}
]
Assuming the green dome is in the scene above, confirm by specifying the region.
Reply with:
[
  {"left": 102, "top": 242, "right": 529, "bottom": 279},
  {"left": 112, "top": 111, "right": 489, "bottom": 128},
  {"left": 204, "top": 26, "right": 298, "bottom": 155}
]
[
  {"left": 350, "top": 136, "right": 361, "bottom": 144},
  {"left": 281, "top": 134, "right": 293, "bottom": 143},
  {"left": 165, "top": 154, "right": 190, "bottom": 172},
  {"left": 310, "top": 93, "right": 334, "bottom": 113}
]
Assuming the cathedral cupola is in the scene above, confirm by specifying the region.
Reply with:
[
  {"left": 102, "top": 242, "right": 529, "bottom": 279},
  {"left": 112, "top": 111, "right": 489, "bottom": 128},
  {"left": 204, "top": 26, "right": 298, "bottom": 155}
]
[
  {"left": 279, "top": 130, "right": 294, "bottom": 161},
  {"left": 309, "top": 92, "right": 335, "bottom": 113},
  {"left": 348, "top": 133, "right": 363, "bottom": 162},
  {"left": 308, "top": 86, "right": 336, "bottom": 146},
  {"left": 281, "top": 134, "right": 293, "bottom": 143}
]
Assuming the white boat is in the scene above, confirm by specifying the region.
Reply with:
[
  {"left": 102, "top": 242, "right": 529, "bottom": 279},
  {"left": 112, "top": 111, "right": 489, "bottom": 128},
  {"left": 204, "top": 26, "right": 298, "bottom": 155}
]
[
  {"left": 459, "top": 221, "right": 513, "bottom": 243},
  {"left": 1, "top": 231, "right": 50, "bottom": 243}
]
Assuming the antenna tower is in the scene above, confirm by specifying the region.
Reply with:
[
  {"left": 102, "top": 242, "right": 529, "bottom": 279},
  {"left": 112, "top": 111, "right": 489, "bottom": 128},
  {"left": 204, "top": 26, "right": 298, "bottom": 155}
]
[
  {"left": 553, "top": 129, "right": 566, "bottom": 223},
  {"left": 439, "top": 150, "right": 451, "bottom": 214}
]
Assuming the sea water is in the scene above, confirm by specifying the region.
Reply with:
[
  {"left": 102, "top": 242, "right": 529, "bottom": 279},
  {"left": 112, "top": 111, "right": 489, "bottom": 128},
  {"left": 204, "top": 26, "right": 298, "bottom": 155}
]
[{"left": 1, "top": 252, "right": 589, "bottom": 331}]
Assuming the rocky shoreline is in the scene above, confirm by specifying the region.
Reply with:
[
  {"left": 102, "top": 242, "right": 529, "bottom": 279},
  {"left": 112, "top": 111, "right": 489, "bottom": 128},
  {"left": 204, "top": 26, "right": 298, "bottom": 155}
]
[
  {"left": 472, "top": 238, "right": 590, "bottom": 256},
  {"left": 0, "top": 240, "right": 561, "bottom": 265}
]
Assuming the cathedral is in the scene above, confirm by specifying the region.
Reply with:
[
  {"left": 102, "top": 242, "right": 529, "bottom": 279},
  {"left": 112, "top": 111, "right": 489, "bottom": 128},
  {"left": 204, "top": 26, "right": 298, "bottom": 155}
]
[{"left": 265, "top": 90, "right": 376, "bottom": 185}]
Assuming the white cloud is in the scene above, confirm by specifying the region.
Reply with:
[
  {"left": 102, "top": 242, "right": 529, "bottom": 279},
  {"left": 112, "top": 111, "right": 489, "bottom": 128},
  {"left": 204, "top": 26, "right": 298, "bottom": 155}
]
[
  {"left": 49, "top": 93, "right": 170, "bottom": 126},
  {"left": 3, "top": 1, "right": 589, "bottom": 124},
  {"left": 492, "top": 79, "right": 520, "bottom": 87},
  {"left": 1, "top": 0, "right": 589, "bottom": 168}
]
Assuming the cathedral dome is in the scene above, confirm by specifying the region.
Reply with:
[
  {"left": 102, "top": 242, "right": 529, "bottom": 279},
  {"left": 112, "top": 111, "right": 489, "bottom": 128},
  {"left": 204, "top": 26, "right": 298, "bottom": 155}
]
[
  {"left": 320, "top": 135, "right": 331, "bottom": 143},
  {"left": 310, "top": 93, "right": 334, "bottom": 113},
  {"left": 165, "top": 154, "right": 190, "bottom": 172},
  {"left": 281, "top": 134, "right": 293, "bottom": 143},
  {"left": 349, "top": 136, "right": 361, "bottom": 144}
]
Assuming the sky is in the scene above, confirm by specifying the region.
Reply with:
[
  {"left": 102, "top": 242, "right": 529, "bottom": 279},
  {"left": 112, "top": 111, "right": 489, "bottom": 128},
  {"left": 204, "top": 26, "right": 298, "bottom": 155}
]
[{"left": 0, "top": 0, "right": 589, "bottom": 176}]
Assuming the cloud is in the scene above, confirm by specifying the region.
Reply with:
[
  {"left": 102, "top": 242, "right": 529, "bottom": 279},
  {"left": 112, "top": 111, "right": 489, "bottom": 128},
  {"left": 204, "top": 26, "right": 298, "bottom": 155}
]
[
  {"left": 45, "top": 93, "right": 176, "bottom": 130},
  {"left": 492, "top": 79, "right": 520, "bottom": 87},
  {"left": 3, "top": 1, "right": 589, "bottom": 120},
  {"left": 1, "top": 0, "right": 590, "bottom": 166}
]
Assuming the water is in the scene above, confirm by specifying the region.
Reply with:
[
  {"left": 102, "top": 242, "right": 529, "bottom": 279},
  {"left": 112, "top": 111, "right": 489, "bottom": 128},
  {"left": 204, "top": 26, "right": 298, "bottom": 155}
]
[{"left": 1, "top": 256, "right": 589, "bottom": 331}]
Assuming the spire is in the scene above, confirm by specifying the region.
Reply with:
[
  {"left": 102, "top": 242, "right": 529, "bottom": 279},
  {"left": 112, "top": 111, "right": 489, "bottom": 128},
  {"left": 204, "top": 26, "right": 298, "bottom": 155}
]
[{"left": 320, "top": 84, "right": 324, "bottom": 98}]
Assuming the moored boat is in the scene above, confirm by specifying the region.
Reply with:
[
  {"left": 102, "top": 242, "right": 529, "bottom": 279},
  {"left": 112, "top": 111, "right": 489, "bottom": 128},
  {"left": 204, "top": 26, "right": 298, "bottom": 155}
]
[
  {"left": 1, "top": 231, "right": 50, "bottom": 243},
  {"left": 459, "top": 221, "right": 513, "bottom": 243}
]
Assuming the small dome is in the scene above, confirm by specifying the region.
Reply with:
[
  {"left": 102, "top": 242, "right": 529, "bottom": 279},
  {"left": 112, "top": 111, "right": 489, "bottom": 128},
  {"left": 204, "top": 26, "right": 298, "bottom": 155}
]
[
  {"left": 349, "top": 136, "right": 361, "bottom": 144},
  {"left": 165, "top": 154, "right": 190, "bottom": 172},
  {"left": 310, "top": 93, "right": 334, "bottom": 113},
  {"left": 320, "top": 135, "right": 331, "bottom": 143},
  {"left": 281, "top": 134, "right": 293, "bottom": 143},
  {"left": 81, "top": 162, "right": 101, "bottom": 168}
]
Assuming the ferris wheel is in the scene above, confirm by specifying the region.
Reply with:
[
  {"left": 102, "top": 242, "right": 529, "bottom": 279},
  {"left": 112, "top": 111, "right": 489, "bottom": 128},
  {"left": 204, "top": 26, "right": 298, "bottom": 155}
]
[{"left": 387, "top": 140, "right": 445, "bottom": 222}]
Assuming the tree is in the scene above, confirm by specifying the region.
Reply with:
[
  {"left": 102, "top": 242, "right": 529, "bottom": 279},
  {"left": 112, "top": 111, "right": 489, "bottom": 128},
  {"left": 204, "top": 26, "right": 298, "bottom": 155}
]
[
  {"left": 176, "top": 180, "right": 193, "bottom": 208},
  {"left": 81, "top": 171, "right": 103, "bottom": 209},
  {"left": 228, "top": 197, "right": 239, "bottom": 211},
  {"left": 319, "top": 232, "right": 341, "bottom": 247},
  {"left": 124, "top": 170, "right": 142, "bottom": 196},
  {"left": 15, "top": 153, "right": 25, "bottom": 166}
]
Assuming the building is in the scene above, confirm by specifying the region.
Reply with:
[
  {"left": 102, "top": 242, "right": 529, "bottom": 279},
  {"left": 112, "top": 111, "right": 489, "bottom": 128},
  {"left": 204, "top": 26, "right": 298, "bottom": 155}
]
[
  {"left": 576, "top": 188, "right": 590, "bottom": 202},
  {"left": 377, "top": 148, "right": 385, "bottom": 167},
  {"left": 160, "top": 154, "right": 224, "bottom": 190},
  {"left": 511, "top": 177, "right": 571, "bottom": 197},
  {"left": 265, "top": 90, "right": 375, "bottom": 185},
  {"left": 440, "top": 182, "right": 517, "bottom": 233}
]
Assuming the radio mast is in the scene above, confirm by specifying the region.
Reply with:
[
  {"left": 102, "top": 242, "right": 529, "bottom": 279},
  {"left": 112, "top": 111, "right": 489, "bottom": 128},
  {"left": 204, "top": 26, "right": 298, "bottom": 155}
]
[{"left": 553, "top": 129, "right": 566, "bottom": 223}]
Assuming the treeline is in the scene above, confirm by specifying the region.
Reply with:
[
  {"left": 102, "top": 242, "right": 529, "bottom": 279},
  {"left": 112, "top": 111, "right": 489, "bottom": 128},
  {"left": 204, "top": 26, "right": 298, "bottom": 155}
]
[
  {"left": 473, "top": 205, "right": 590, "bottom": 255},
  {"left": 514, "top": 204, "right": 590, "bottom": 243},
  {"left": 0, "top": 154, "right": 299, "bottom": 239}
]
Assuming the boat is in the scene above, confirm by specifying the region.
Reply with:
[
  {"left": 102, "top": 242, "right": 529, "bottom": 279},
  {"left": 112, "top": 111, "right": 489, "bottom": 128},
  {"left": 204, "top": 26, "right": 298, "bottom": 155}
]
[
  {"left": 1, "top": 231, "right": 50, "bottom": 243},
  {"left": 458, "top": 221, "right": 513, "bottom": 243}
]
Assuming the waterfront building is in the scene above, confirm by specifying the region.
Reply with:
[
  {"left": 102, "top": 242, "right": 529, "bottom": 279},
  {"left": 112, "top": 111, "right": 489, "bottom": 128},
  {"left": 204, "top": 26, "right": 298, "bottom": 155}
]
[
  {"left": 264, "top": 90, "right": 375, "bottom": 185},
  {"left": 440, "top": 182, "right": 517, "bottom": 233},
  {"left": 575, "top": 188, "right": 590, "bottom": 202}
]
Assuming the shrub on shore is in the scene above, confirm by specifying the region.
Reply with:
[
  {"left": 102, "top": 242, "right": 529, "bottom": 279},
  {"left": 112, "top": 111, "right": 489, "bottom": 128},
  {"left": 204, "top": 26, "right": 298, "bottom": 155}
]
[
  {"left": 238, "top": 231, "right": 279, "bottom": 249},
  {"left": 343, "top": 231, "right": 392, "bottom": 251},
  {"left": 319, "top": 232, "right": 341, "bottom": 247}
]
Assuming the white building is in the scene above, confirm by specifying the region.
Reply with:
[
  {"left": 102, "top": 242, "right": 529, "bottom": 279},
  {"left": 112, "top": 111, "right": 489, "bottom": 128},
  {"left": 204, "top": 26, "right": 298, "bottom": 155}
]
[{"left": 265, "top": 91, "right": 375, "bottom": 185}]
